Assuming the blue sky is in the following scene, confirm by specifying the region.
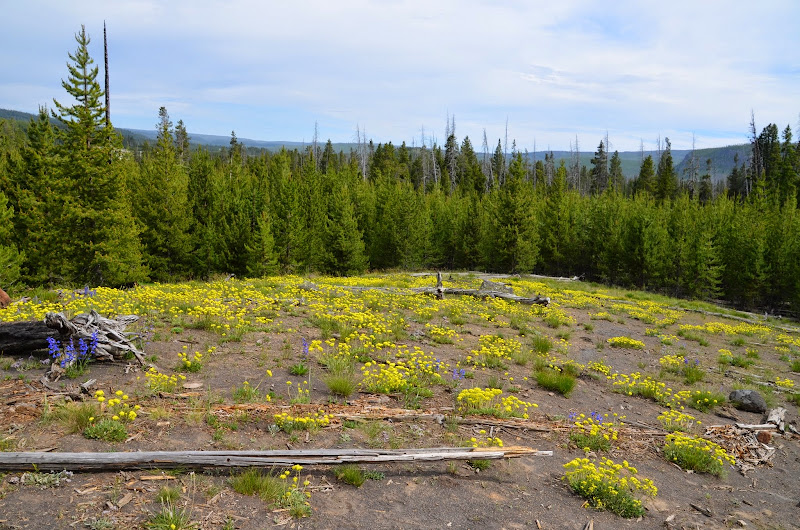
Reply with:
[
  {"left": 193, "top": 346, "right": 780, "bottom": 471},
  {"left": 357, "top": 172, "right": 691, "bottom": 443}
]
[{"left": 2, "top": 0, "right": 799, "bottom": 151}]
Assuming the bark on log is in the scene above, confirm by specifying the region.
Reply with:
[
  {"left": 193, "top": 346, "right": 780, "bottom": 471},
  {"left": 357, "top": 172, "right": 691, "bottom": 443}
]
[
  {"left": 0, "top": 320, "right": 60, "bottom": 355},
  {"left": 0, "top": 446, "right": 552, "bottom": 472},
  {"left": 40, "top": 310, "right": 147, "bottom": 381}
]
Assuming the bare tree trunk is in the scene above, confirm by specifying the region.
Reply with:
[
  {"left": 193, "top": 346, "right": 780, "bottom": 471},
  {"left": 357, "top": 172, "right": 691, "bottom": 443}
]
[{"left": 104, "top": 21, "right": 110, "bottom": 128}]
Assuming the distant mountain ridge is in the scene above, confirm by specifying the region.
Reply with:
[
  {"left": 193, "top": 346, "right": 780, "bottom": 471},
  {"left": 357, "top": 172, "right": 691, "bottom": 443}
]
[{"left": 1, "top": 107, "right": 748, "bottom": 181}]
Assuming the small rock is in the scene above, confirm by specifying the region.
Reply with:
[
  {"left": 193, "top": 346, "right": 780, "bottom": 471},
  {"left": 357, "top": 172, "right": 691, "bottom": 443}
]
[
  {"left": 736, "top": 521, "right": 747, "bottom": 527},
  {"left": 729, "top": 389, "right": 768, "bottom": 413},
  {"left": 0, "top": 288, "right": 10, "bottom": 308}
]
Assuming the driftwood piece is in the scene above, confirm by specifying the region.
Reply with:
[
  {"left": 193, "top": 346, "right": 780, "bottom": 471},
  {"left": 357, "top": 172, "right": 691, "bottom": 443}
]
[
  {"left": 0, "top": 446, "right": 551, "bottom": 472},
  {"left": 43, "top": 310, "right": 146, "bottom": 381},
  {"left": 765, "top": 407, "right": 786, "bottom": 427}
]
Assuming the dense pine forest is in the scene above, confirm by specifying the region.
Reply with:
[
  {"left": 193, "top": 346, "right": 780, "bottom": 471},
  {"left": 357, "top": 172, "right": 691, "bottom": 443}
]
[{"left": 1, "top": 28, "right": 799, "bottom": 315}]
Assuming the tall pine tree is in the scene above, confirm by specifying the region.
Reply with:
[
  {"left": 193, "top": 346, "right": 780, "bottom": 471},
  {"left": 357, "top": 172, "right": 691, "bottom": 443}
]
[{"left": 52, "top": 26, "right": 145, "bottom": 285}]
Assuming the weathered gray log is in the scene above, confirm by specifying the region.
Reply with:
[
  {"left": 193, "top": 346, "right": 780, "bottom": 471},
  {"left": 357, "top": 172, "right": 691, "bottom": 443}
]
[
  {"left": 305, "top": 281, "right": 550, "bottom": 306},
  {"left": 0, "top": 320, "right": 60, "bottom": 355},
  {"left": 0, "top": 447, "right": 551, "bottom": 471},
  {"left": 43, "top": 310, "right": 147, "bottom": 381},
  {"left": 414, "top": 287, "right": 550, "bottom": 306}
]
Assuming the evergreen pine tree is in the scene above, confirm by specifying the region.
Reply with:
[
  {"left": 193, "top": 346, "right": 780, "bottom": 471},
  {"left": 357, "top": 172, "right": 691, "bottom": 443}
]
[
  {"left": 0, "top": 192, "right": 24, "bottom": 287},
  {"left": 322, "top": 184, "right": 367, "bottom": 275},
  {"left": 654, "top": 138, "right": 677, "bottom": 201},
  {"left": 52, "top": 25, "right": 146, "bottom": 285},
  {"left": 589, "top": 141, "right": 609, "bottom": 195},
  {"left": 636, "top": 155, "right": 655, "bottom": 195},
  {"left": 246, "top": 209, "right": 279, "bottom": 277},
  {"left": 134, "top": 107, "right": 192, "bottom": 280}
]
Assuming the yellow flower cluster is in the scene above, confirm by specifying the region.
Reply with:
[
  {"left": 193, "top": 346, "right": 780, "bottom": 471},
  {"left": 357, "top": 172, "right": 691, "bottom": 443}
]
[
  {"left": 590, "top": 311, "right": 614, "bottom": 321},
  {"left": 657, "top": 409, "right": 698, "bottom": 432},
  {"left": 469, "top": 430, "right": 504, "bottom": 448},
  {"left": 563, "top": 457, "right": 657, "bottom": 518},
  {"left": 775, "top": 377, "right": 795, "bottom": 389},
  {"left": 177, "top": 347, "right": 203, "bottom": 372},
  {"left": 607, "top": 336, "right": 645, "bottom": 349},
  {"left": 92, "top": 389, "right": 141, "bottom": 424},
  {"left": 425, "top": 323, "right": 458, "bottom": 344},
  {"left": 360, "top": 346, "right": 445, "bottom": 393},
  {"left": 659, "top": 354, "right": 685, "bottom": 371},
  {"left": 273, "top": 410, "right": 331, "bottom": 432},
  {"left": 610, "top": 372, "right": 674, "bottom": 406},
  {"left": 586, "top": 360, "right": 612, "bottom": 376},
  {"left": 679, "top": 321, "right": 770, "bottom": 337},
  {"left": 573, "top": 413, "right": 622, "bottom": 440},
  {"left": 456, "top": 387, "right": 537, "bottom": 418},
  {"left": 466, "top": 335, "right": 522, "bottom": 368},
  {"left": 143, "top": 367, "right": 186, "bottom": 392},
  {"left": 610, "top": 301, "right": 682, "bottom": 326},
  {"left": 663, "top": 433, "right": 735, "bottom": 476},
  {"left": 775, "top": 333, "right": 800, "bottom": 348},
  {"left": 569, "top": 412, "right": 623, "bottom": 452}
]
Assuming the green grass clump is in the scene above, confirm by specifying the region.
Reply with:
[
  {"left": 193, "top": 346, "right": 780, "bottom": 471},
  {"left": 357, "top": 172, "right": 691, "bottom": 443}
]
[
  {"left": 230, "top": 469, "right": 285, "bottom": 502},
  {"left": 232, "top": 381, "right": 262, "bottom": 403},
  {"left": 323, "top": 356, "right": 360, "bottom": 398},
  {"left": 145, "top": 503, "right": 197, "bottom": 529},
  {"left": 531, "top": 334, "right": 552, "bottom": 355},
  {"left": 157, "top": 486, "right": 181, "bottom": 505},
  {"left": 55, "top": 402, "right": 99, "bottom": 434},
  {"left": 84, "top": 419, "right": 127, "bottom": 442},
  {"left": 534, "top": 368, "right": 576, "bottom": 397},
  {"left": 663, "top": 433, "right": 735, "bottom": 477},
  {"left": 334, "top": 464, "right": 366, "bottom": 487},
  {"left": 289, "top": 362, "right": 309, "bottom": 376}
]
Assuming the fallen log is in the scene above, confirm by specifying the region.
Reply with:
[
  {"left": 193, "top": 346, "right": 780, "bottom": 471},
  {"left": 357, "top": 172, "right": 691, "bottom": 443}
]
[
  {"left": 414, "top": 287, "right": 550, "bottom": 306},
  {"left": 0, "top": 446, "right": 552, "bottom": 472},
  {"left": 0, "top": 320, "right": 60, "bottom": 356},
  {"left": 42, "top": 310, "right": 147, "bottom": 381}
]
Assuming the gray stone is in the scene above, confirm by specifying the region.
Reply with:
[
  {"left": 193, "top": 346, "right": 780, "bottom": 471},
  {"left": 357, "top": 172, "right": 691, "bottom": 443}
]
[{"left": 728, "top": 389, "right": 768, "bottom": 413}]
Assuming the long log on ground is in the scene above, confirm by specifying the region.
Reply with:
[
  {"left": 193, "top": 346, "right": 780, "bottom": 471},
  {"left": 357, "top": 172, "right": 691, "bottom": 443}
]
[
  {"left": 0, "top": 320, "right": 60, "bottom": 355},
  {"left": 0, "top": 447, "right": 551, "bottom": 472},
  {"left": 302, "top": 282, "right": 550, "bottom": 306},
  {"left": 413, "top": 287, "right": 550, "bottom": 306}
]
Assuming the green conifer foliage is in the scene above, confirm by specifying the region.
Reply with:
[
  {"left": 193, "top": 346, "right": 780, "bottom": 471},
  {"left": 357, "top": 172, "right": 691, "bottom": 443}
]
[
  {"left": 0, "top": 192, "right": 24, "bottom": 287},
  {"left": 322, "top": 184, "right": 367, "bottom": 275},
  {"left": 134, "top": 107, "right": 192, "bottom": 280},
  {"left": 51, "top": 26, "right": 146, "bottom": 286},
  {"left": 654, "top": 139, "right": 677, "bottom": 202}
]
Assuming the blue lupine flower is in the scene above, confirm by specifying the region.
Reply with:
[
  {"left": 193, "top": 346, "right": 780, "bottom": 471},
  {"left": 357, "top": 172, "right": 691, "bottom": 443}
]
[
  {"left": 301, "top": 337, "right": 309, "bottom": 358},
  {"left": 46, "top": 337, "right": 61, "bottom": 360}
]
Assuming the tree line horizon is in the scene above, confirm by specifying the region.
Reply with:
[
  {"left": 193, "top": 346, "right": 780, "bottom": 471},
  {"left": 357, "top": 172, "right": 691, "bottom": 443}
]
[{"left": 0, "top": 26, "right": 799, "bottom": 316}]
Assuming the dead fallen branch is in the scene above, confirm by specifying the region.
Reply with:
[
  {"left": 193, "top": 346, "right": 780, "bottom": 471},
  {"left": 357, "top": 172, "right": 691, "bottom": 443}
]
[
  {"left": 0, "top": 446, "right": 552, "bottom": 472},
  {"left": 305, "top": 272, "right": 549, "bottom": 306},
  {"left": 43, "top": 310, "right": 147, "bottom": 381},
  {"left": 413, "top": 287, "right": 549, "bottom": 306}
]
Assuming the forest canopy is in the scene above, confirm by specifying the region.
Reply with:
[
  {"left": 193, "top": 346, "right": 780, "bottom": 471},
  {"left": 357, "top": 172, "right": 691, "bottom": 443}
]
[{"left": 1, "top": 27, "right": 799, "bottom": 316}]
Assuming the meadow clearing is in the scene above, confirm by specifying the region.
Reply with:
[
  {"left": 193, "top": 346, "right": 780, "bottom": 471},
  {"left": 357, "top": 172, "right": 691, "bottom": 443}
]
[{"left": 0, "top": 273, "right": 798, "bottom": 529}]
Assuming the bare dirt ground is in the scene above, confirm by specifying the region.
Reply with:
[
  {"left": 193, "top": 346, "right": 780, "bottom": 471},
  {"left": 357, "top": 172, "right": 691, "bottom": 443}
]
[{"left": 0, "top": 275, "right": 799, "bottom": 530}]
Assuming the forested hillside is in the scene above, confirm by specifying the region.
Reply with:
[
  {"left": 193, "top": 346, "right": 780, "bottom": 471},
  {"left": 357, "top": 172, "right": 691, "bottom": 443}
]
[{"left": 1, "top": 28, "right": 799, "bottom": 315}]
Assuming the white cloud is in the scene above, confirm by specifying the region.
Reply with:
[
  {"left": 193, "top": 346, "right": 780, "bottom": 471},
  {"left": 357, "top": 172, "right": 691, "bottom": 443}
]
[{"left": 1, "top": 0, "right": 798, "bottom": 150}]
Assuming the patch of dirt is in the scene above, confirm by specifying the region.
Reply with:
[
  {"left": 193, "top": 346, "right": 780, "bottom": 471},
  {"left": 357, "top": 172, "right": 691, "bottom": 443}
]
[{"left": 0, "top": 277, "right": 799, "bottom": 530}]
